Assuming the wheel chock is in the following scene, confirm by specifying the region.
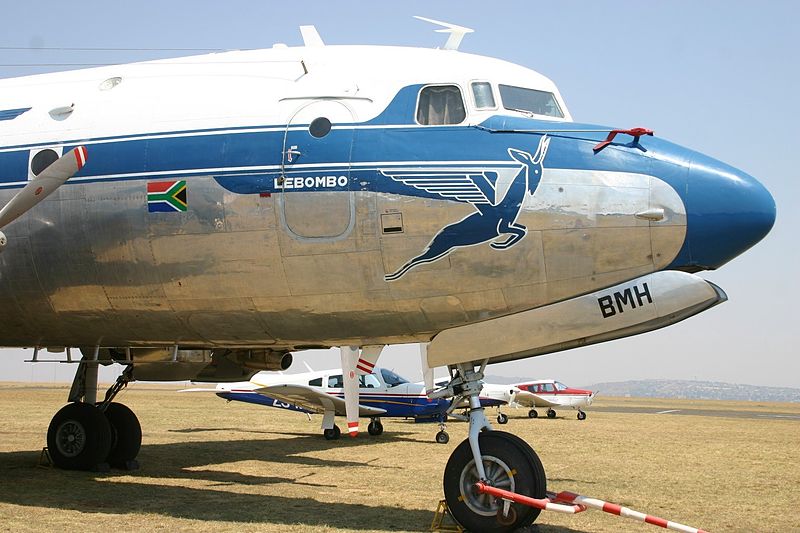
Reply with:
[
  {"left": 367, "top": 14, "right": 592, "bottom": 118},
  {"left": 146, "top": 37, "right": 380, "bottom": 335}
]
[{"left": 430, "top": 499, "right": 464, "bottom": 532}]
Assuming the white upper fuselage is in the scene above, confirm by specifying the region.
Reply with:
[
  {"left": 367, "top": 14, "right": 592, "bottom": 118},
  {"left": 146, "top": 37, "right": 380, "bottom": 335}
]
[{"left": 0, "top": 45, "right": 570, "bottom": 154}]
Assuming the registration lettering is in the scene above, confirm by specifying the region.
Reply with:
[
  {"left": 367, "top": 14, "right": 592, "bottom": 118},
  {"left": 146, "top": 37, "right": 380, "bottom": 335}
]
[{"left": 597, "top": 282, "right": 653, "bottom": 318}]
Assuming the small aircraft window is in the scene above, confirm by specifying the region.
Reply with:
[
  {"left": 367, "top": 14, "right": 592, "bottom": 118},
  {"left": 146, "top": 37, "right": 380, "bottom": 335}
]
[
  {"left": 499, "top": 84, "right": 564, "bottom": 118},
  {"left": 360, "top": 373, "right": 382, "bottom": 389},
  {"left": 30, "top": 149, "right": 60, "bottom": 176},
  {"left": 471, "top": 82, "right": 496, "bottom": 109},
  {"left": 380, "top": 368, "right": 410, "bottom": 387},
  {"left": 309, "top": 377, "right": 322, "bottom": 387},
  {"left": 543, "top": 383, "right": 555, "bottom": 392},
  {"left": 416, "top": 85, "right": 466, "bottom": 125},
  {"left": 309, "top": 117, "right": 332, "bottom": 138},
  {"left": 328, "top": 374, "right": 343, "bottom": 388},
  {"left": 555, "top": 382, "right": 567, "bottom": 391}
]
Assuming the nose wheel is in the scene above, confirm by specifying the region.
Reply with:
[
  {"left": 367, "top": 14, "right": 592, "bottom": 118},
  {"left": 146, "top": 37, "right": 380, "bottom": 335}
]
[
  {"left": 367, "top": 418, "right": 384, "bottom": 436},
  {"left": 430, "top": 362, "right": 547, "bottom": 531},
  {"left": 577, "top": 410, "right": 586, "bottom": 420}
]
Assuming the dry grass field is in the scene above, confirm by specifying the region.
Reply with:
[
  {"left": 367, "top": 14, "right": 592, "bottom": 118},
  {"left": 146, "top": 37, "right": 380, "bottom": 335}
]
[{"left": 0, "top": 382, "right": 798, "bottom": 532}]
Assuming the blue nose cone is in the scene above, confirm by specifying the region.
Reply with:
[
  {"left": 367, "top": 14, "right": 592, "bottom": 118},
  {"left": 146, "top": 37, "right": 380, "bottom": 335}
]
[{"left": 685, "top": 153, "right": 776, "bottom": 269}]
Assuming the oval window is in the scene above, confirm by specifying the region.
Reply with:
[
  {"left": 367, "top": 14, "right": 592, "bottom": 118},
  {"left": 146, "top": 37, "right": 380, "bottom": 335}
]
[
  {"left": 309, "top": 117, "right": 332, "bottom": 138},
  {"left": 31, "top": 149, "right": 60, "bottom": 176}
]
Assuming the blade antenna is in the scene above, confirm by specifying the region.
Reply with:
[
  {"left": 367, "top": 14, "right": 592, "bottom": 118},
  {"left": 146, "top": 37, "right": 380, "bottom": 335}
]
[{"left": 413, "top": 16, "right": 474, "bottom": 51}]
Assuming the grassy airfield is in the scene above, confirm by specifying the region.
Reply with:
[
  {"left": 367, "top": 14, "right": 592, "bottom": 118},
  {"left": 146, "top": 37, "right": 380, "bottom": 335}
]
[{"left": 0, "top": 383, "right": 798, "bottom": 532}]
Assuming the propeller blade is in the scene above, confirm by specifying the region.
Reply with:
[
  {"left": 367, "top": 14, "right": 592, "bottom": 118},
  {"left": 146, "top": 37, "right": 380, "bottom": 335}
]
[{"left": 0, "top": 146, "right": 87, "bottom": 229}]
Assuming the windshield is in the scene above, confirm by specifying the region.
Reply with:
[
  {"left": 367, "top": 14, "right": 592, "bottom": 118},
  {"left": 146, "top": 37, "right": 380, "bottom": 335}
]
[
  {"left": 380, "top": 368, "right": 410, "bottom": 387},
  {"left": 499, "top": 84, "right": 563, "bottom": 118},
  {"left": 555, "top": 382, "right": 567, "bottom": 391}
]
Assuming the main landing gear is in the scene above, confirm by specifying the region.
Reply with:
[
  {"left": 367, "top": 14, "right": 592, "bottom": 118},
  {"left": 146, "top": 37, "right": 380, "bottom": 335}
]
[
  {"left": 47, "top": 362, "right": 141, "bottom": 471},
  {"left": 430, "top": 362, "right": 546, "bottom": 532}
]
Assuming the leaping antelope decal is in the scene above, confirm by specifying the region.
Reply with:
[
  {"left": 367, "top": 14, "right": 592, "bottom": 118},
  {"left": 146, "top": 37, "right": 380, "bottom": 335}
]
[{"left": 383, "top": 135, "right": 550, "bottom": 281}]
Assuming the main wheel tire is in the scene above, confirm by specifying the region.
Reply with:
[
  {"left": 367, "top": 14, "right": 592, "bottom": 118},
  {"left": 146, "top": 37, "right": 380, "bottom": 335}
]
[
  {"left": 577, "top": 410, "right": 586, "bottom": 420},
  {"left": 528, "top": 409, "right": 538, "bottom": 418},
  {"left": 496, "top": 413, "right": 508, "bottom": 424},
  {"left": 436, "top": 430, "right": 450, "bottom": 444},
  {"left": 547, "top": 409, "right": 556, "bottom": 419},
  {"left": 323, "top": 426, "right": 340, "bottom": 440},
  {"left": 444, "top": 431, "right": 546, "bottom": 532},
  {"left": 47, "top": 403, "right": 112, "bottom": 470},
  {"left": 368, "top": 421, "right": 384, "bottom": 436},
  {"left": 102, "top": 403, "right": 142, "bottom": 467}
]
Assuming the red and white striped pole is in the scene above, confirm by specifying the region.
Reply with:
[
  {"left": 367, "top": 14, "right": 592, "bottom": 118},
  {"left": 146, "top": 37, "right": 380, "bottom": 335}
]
[
  {"left": 551, "top": 491, "right": 708, "bottom": 533},
  {"left": 474, "top": 483, "right": 708, "bottom": 533}
]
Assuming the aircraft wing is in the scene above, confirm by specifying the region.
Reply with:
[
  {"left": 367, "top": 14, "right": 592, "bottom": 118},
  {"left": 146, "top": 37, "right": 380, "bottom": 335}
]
[
  {"left": 255, "top": 384, "right": 386, "bottom": 417},
  {"left": 514, "top": 390, "right": 559, "bottom": 408}
]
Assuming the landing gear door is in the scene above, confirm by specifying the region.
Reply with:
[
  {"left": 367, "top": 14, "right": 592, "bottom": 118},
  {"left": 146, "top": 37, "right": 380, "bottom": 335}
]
[{"left": 279, "top": 100, "right": 355, "bottom": 240}]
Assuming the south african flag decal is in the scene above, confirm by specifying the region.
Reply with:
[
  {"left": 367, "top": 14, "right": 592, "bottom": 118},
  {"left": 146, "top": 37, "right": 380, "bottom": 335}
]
[{"left": 147, "top": 180, "right": 187, "bottom": 212}]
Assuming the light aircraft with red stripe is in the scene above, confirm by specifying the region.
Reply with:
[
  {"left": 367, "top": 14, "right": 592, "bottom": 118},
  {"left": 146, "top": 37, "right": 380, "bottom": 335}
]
[{"left": 513, "top": 380, "right": 596, "bottom": 420}]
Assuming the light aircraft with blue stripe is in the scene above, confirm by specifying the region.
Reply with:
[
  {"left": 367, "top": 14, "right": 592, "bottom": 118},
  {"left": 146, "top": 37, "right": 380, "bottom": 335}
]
[{"left": 0, "top": 17, "right": 774, "bottom": 532}]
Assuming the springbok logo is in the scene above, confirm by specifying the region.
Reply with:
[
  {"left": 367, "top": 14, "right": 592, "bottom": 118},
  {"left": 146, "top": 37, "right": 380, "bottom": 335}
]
[{"left": 382, "top": 135, "right": 550, "bottom": 281}]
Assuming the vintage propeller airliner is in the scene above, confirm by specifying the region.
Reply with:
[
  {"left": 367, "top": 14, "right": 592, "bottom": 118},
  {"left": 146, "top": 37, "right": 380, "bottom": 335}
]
[{"left": 0, "top": 17, "right": 775, "bottom": 531}]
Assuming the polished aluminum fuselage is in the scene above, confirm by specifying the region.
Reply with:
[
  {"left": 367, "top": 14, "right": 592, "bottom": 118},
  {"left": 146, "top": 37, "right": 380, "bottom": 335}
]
[{"left": 0, "top": 44, "right": 771, "bottom": 353}]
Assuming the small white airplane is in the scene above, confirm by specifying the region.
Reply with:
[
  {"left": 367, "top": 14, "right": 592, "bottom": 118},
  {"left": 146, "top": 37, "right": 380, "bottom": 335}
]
[
  {"left": 196, "top": 366, "right": 452, "bottom": 441},
  {"left": 514, "top": 380, "right": 596, "bottom": 420}
]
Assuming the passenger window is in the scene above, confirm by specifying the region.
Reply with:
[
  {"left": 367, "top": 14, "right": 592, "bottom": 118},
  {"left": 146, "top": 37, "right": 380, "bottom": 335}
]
[
  {"left": 417, "top": 85, "right": 466, "bottom": 125},
  {"left": 309, "top": 377, "right": 322, "bottom": 387},
  {"left": 543, "top": 383, "right": 555, "bottom": 392},
  {"left": 471, "top": 82, "right": 496, "bottom": 109},
  {"left": 328, "top": 374, "right": 343, "bottom": 388}
]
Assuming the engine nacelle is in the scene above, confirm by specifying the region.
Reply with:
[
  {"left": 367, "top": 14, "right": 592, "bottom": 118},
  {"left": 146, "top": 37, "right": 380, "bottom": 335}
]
[
  {"left": 226, "top": 349, "right": 293, "bottom": 371},
  {"left": 81, "top": 347, "right": 292, "bottom": 382}
]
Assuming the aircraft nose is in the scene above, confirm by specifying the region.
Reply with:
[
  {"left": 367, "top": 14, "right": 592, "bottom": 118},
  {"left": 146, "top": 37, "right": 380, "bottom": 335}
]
[{"left": 684, "top": 153, "right": 776, "bottom": 269}]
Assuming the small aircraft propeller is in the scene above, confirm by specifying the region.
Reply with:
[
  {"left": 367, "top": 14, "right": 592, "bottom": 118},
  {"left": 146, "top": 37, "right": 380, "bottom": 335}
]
[{"left": 0, "top": 146, "right": 87, "bottom": 249}]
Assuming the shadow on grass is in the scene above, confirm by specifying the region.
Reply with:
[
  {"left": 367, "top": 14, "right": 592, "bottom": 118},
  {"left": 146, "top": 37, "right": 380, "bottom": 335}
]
[{"left": 0, "top": 432, "right": 588, "bottom": 532}]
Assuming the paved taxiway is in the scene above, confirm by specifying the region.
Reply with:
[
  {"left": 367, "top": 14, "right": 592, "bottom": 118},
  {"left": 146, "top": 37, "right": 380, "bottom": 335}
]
[{"left": 592, "top": 405, "right": 800, "bottom": 421}]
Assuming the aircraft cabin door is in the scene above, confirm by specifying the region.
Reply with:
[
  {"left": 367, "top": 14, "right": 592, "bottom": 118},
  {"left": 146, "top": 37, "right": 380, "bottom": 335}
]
[{"left": 279, "top": 100, "right": 355, "bottom": 241}]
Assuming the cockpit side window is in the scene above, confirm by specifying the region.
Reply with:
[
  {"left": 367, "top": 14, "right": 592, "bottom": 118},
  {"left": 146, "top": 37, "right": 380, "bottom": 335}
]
[
  {"left": 471, "top": 81, "right": 496, "bottom": 109},
  {"left": 416, "top": 85, "right": 466, "bottom": 125},
  {"left": 499, "top": 84, "right": 564, "bottom": 118},
  {"left": 380, "top": 368, "right": 410, "bottom": 387}
]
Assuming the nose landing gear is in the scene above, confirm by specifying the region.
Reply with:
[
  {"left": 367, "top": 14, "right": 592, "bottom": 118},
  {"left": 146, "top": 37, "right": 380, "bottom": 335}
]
[{"left": 430, "top": 362, "right": 547, "bottom": 531}]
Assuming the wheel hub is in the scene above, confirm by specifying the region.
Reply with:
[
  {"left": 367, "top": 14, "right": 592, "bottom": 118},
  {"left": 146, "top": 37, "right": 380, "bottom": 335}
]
[
  {"left": 459, "top": 454, "right": 515, "bottom": 516},
  {"left": 55, "top": 420, "right": 86, "bottom": 457}
]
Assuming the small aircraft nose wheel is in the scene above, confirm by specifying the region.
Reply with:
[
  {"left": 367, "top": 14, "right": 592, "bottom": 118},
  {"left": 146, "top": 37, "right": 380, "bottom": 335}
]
[
  {"left": 527, "top": 409, "right": 538, "bottom": 419},
  {"left": 496, "top": 413, "right": 508, "bottom": 424},
  {"left": 367, "top": 419, "right": 384, "bottom": 436},
  {"left": 435, "top": 430, "right": 450, "bottom": 444},
  {"left": 443, "top": 431, "right": 546, "bottom": 531},
  {"left": 546, "top": 408, "right": 557, "bottom": 419},
  {"left": 323, "top": 425, "right": 341, "bottom": 440},
  {"left": 577, "top": 410, "right": 586, "bottom": 420}
]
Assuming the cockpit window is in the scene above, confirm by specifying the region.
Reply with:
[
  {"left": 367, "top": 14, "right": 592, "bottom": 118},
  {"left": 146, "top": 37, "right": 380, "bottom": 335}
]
[
  {"left": 555, "top": 382, "right": 567, "bottom": 391},
  {"left": 380, "top": 368, "right": 410, "bottom": 387},
  {"left": 471, "top": 82, "right": 496, "bottom": 109},
  {"left": 417, "top": 85, "right": 466, "bottom": 125},
  {"left": 499, "top": 84, "right": 564, "bottom": 118}
]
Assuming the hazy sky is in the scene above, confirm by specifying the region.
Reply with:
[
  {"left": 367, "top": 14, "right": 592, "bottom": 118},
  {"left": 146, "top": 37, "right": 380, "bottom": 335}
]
[{"left": 1, "top": 1, "right": 797, "bottom": 388}]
